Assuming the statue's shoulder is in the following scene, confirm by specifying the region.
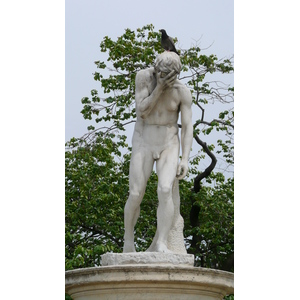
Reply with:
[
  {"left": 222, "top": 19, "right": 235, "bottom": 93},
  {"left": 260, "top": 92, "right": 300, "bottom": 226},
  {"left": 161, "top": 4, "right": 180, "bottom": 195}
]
[
  {"left": 174, "top": 80, "right": 192, "bottom": 103},
  {"left": 136, "top": 68, "right": 155, "bottom": 87},
  {"left": 136, "top": 67, "right": 154, "bottom": 80}
]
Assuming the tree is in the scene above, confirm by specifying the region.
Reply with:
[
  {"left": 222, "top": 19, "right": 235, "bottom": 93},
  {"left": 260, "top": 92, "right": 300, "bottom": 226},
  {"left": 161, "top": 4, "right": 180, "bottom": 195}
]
[{"left": 65, "top": 24, "right": 234, "bottom": 274}]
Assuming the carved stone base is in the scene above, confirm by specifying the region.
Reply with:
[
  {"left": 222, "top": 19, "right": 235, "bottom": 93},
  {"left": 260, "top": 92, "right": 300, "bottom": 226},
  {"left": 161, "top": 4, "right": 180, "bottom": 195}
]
[
  {"left": 101, "top": 252, "right": 195, "bottom": 267},
  {"left": 65, "top": 265, "right": 234, "bottom": 300}
]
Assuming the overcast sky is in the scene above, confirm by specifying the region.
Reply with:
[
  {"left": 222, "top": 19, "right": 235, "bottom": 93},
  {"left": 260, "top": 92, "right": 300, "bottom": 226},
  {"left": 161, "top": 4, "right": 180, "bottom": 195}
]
[{"left": 65, "top": 0, "right": 234, "bottom": 142}]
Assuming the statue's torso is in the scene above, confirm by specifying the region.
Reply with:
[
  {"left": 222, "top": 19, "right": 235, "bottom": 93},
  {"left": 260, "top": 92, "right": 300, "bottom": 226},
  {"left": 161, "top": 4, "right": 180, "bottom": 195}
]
[{"left": 133, "top": 70, "right": 184, "bottom": 149}]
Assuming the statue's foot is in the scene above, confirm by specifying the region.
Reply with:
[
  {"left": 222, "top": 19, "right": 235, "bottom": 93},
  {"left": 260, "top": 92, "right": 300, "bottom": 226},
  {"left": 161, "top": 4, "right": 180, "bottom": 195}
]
[
  {"left": 155, "top": 242, "right": 173, "bottom": 253},
  {"left": 123, "top": 240, "right": 136, "bottom": 253}
]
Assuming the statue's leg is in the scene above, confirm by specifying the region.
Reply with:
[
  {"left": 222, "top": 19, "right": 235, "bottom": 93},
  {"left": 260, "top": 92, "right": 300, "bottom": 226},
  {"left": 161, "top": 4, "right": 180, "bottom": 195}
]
[
  {"left": 154, "top": 144, "right": 179, "bottom": 253},
  {"left": 123, "top": 149, "right": 153, "bottom": 253}
]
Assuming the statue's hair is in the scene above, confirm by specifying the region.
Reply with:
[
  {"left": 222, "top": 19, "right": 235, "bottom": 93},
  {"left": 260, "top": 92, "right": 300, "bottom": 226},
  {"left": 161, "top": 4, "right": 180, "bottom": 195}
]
[{"left": 154, "top": 51, "right": 181, "bottom": 75}]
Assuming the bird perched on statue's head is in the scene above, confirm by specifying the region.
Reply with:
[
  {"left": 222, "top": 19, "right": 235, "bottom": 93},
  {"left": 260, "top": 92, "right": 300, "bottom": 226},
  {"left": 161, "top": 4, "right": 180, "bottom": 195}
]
[{"left": 159, "top": 29, "right": 179, "bottom": 55}]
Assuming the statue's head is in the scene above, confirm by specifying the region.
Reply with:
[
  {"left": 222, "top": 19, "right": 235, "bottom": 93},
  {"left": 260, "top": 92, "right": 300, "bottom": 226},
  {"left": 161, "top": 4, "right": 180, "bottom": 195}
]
[{"left": 154, "top": 51, "right": 181, "bottom": 77}]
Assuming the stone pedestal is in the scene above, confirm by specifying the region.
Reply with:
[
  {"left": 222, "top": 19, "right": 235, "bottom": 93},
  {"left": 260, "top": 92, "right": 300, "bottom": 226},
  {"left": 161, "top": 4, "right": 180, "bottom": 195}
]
[
  {"left": 101, "top": 252, "right": 195, "bottom": 267},
  {"left": 65, "top": 253, "right": 234, "bottom": 300}
]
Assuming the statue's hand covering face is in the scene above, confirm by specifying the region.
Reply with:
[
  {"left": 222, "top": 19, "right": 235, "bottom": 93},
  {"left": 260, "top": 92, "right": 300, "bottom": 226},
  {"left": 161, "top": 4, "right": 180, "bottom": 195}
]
[{"left": 154, "top": 52, "right": 181, "bottom": 77}]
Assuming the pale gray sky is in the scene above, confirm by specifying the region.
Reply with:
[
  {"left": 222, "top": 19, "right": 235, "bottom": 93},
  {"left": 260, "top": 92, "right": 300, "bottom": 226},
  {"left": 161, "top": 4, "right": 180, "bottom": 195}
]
[{"left": 65, "top": 0, "right": 234, "bottom": 142}]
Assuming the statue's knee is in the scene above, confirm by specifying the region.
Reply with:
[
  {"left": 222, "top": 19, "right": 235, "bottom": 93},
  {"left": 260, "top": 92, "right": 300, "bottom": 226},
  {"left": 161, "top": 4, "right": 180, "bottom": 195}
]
[
  {"left": 125, "top": 190, "right": 143, "bottom": 210},
  {"left": 157, "top": 185, "right": 172, "bottom": 200},
  {"left": 129, "top": 190, "right": 142, "bottom": 201}
]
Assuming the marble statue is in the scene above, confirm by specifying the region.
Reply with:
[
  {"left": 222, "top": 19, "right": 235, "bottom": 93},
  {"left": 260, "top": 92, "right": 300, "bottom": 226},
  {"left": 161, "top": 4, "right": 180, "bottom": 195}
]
[{"left": 123, "top": 51, "right": 193, "bottom": 253}]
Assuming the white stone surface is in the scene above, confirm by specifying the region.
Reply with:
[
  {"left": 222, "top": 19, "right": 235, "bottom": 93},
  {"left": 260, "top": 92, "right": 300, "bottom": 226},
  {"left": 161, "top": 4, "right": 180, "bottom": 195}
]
[
  {"left": 124, "top": 51, "right": 193, "bottom": 253},
  {"left": 101, "top": 252, "right": 195, "bottom": 267},
  {"left": 146, "top": 178, "right": 187, "bottom": 254},
  {"left": 65, "top": 265, "right": 234, "bottom": 300}
]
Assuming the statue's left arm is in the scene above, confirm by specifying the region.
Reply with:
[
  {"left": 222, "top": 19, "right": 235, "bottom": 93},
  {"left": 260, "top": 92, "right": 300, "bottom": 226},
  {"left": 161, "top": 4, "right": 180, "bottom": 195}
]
[{"left": 176, "top": 87, "right": 193, "bottom": 180}]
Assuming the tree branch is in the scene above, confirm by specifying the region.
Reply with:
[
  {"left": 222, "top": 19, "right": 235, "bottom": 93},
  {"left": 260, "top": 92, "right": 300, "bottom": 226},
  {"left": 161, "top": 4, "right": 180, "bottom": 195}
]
[
  {"left": 193, "top": 135, "right": 217, "bottom": 193},
  {"left": 200, "top": 119, "right": 234, "bottom": 129}
]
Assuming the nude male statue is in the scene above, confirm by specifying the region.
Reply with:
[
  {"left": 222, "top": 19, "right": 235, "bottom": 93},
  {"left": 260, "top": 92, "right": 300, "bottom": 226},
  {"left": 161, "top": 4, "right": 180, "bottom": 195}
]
[{"left": 123, "top": 51, "right": 193, "bottom": 253}]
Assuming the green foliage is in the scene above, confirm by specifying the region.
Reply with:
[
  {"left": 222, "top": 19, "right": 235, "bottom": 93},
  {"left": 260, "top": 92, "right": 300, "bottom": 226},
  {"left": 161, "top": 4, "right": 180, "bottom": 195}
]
[
  {"left": 65, "top": 294, "right": 72, "bottom": 300},
  {"left": 65, "top": 134, "right": 127, "bottom": 269},
  {"left": 181, "top": 174, "right": 234, "bottom": 270},
  {"left": 66, "top": 24, "right": 234, "bottom": 280}
]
